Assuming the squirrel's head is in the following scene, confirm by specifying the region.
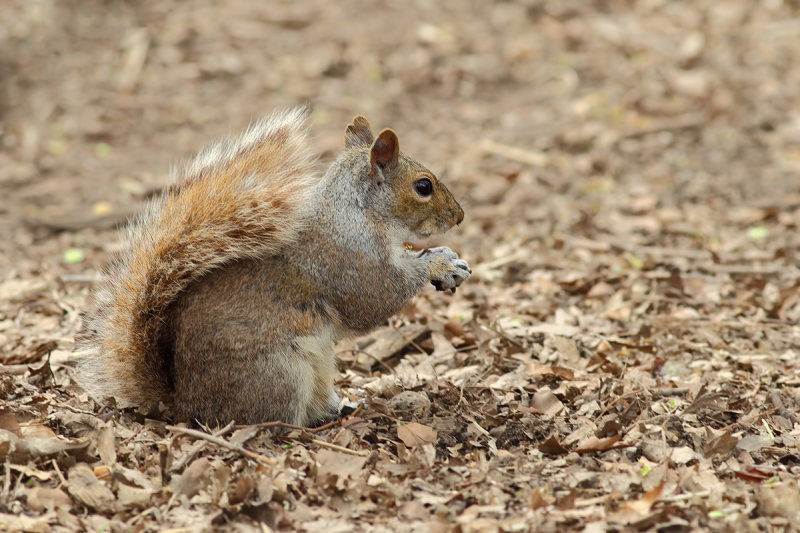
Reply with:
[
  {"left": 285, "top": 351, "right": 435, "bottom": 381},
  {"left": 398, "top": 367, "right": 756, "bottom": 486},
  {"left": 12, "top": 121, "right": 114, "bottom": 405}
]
[{"left": 345, "top": 116, "right": 464, "bottom": 239}]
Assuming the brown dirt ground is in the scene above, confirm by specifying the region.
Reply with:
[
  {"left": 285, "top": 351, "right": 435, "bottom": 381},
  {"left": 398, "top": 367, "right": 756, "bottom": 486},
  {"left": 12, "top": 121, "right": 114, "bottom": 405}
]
[{"left": 2, "top": 1, "right": 800, "bottom": 531}]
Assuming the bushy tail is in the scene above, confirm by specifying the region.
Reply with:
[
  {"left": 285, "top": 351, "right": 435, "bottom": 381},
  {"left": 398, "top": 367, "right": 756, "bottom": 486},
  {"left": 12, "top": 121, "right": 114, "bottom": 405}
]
[{"left": 76, "top": 107, "right": 318, "bottom": 408}]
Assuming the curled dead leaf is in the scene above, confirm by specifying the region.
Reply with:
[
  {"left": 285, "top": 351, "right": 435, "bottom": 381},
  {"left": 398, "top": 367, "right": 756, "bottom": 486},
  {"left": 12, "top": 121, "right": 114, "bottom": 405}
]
[{"left": 538, "top": 435, "right": 569, "bottom": 455}]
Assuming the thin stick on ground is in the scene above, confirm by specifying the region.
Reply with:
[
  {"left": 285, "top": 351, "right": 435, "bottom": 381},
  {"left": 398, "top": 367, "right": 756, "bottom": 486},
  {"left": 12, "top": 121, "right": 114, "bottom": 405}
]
[
  {"left": 238, "top": 402, "right": 365, "bottom": 433},
  {"left": 166, "top": 425, "right": 275, "bottom": 466},
  {"left": 311, "top": 439, "right": 369, "bottom": 457},
  {"left": 171, "top": 420, "right": 236, "bottom": 472}
]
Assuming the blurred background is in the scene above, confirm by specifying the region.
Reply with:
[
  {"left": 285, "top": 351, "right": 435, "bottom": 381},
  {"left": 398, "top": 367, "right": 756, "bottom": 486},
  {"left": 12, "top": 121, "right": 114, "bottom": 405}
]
[{"left": 2, "top": 0, "right": 799, "bottom": 326}]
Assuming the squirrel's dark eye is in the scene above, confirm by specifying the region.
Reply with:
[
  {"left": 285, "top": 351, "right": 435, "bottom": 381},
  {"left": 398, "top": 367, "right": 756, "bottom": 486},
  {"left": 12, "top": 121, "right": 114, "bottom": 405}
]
[{"left": 414, "top": 178, "right": 433, "bottom": 197}]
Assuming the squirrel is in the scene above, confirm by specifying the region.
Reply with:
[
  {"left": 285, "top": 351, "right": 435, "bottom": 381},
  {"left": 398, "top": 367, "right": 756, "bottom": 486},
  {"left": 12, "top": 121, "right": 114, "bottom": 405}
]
[{"left": 75, "top": 107, "right": 470, "bottom": 426}]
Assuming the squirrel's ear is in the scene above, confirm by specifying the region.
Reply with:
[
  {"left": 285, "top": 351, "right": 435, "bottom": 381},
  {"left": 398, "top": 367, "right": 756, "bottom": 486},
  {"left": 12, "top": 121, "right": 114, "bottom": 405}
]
[
  {"left": 370, "top": 129, "right": 399, "bottom": 171},
  {"left": 345, "top": 116, "right": 374, "bottom": 149}
]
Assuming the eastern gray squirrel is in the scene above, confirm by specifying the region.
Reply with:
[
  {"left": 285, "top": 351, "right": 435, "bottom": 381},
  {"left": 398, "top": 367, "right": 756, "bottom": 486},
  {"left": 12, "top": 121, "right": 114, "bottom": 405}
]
[{"left": 75, "top": 107, "right": 470, "bottom": 426}]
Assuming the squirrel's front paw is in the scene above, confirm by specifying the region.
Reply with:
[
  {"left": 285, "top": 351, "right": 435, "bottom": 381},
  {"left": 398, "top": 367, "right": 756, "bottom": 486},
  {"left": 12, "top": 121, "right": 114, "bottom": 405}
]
[{"left": 419, "top": 247, "right": 471, "bottom": 293}]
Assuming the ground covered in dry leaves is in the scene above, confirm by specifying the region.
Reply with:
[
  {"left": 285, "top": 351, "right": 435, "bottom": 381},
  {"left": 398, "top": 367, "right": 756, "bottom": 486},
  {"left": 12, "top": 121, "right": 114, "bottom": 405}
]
[{"left": 2, "top": 1, "right": 800, "bottom": 531}]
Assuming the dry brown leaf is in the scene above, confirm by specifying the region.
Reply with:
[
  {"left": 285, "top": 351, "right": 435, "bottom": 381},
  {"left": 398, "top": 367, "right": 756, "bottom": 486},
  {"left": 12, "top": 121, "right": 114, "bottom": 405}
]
[
  {"left": 397, "top": 422, "right": 438, "bottom": 447},
  {"left": 67, "top": 463, "right": 115, "bottom": 512},
  {"left": 115, "top": 483, "right": 153, "bottom": 509},
  {"left": 9, "top": 463, "right": 52, "bottom": 482},
  {"left": 315, "top": 449, "right": 367, "bottom": 490},
  {"left": 610, "top": 483, "right": 663, "bottom": 524},
  {"left": 736, "top": 434, "right": 771, "bottom": 452},
  {"left": 0, "top": 429, "right": 88, "bottom": 463},
  {"left": 0, "top": 512, "right": 54, "bottom": 533},
  {"left": 353, "top": 324, "right": 427, "bottom": 370},
  {"left": 670, "top": 446, "right": 697, "bottom": 465},
  {"left": 530, "top": 486, "right": 554, "bottom": 510},
  {"left": 734, "top": 467, "right": 773, "bottom": 483},
  {"left": 5, "top": 340, "right": 57, "bottom": 365},
  {"left": 758, "top": 483, "right": 800, "bottom": 519},
  {"left": 703, "top": 428, "right": 739, "bottom": 456},
  {"left": 530, "top": 388, "right": 564, "bottom": 416},
  {"left": 20, "top": 424, "right": 58, "bottom": 439},
  {"left": 525, "top": 362, "right": 575, "bottom": 380},
  {"left": 574, "top": 435, "right": 622, "bottom": 454},
  {"left": 96, "top": 422, "right": 116, "bottom": 467},
  {"left": 538, "top": 435, "right": 569, "bottom": 455},
  {"left": 387, "top": 390, "right": 432, "bottom": 418},
  {"left": 228, "top": 474, "right": 257, "bottom": 505},
  {"left": 0, "top": 409, "right": 22, "bottom": 438},
  {"left": 170, "top": 457, "right": 213, "bottom": 499},
  {"left": 25, "top": 487, "right": 72, "bottom": 512}
]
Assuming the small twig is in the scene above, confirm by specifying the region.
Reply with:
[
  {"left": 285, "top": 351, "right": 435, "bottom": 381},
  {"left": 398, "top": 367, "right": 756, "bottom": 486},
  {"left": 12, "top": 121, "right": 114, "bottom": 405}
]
[
  {"left": 167, "top": 425, "right": 275, "bottom": 466},
  {"left": 311, "top": 439, "right": 369, "bottom": 457},
  {"left": 594, "top": 389, "right": 644, "bottom": 423},
  {"left": 701, "top": 264, "right": 794, "bottom": 275},
  {"left": 51, "top": 459, "right": 68, "bottom": 488},
  {"left": 240, "top": 403, "right": 365, "bottom": 433},
  {"left": 770, "top": 390, "right": 799, "bottom": 425},
  {"left": 245, "top": 420, "right": 310, "bottom": 431},
  {"left": 478, "top": 321, "right": 526, "bottom": 348},
  {"left": 467, "top": 417, "right": 491, "bottom": 438},
  {"left": 171, "top": 420, "right": 235, "bottom": 472},
  {"left": 341, "top": 349, "right": 396, "bottom": 374},
  {"left": 119, "top": 425, "right": 146, "bottom": 445},
  {"left": 762, "top": 419, "right": 775, "bottom": 442},
  {"left": 0, "top": 364, "right": 30, "bottom": 375},
  {"left": 574, "top": 442, "right": 636, "bottom": 455},
  {"left": 58, "top": 273, "right": 100, "bottom": 284},
  {"left": 652, "top": 388, "right": 689, "bottom": 397},
  {"left": 201, "top": 420, "right": 236, "bottom": 437},
  {"left": 618, "top": 113, "right": 708, "bottom": 140},
  {"left": 574, "top": 493, "right": 623, "bottom": 507},
  {"left": 391, "top": 324, "right": 429, "bottom": 358},
  {"left": 2, "top": 462, "right": 10, "bottom": 500},
  {"left": 364, "top": 410, "right": 402, "bottom": 424},
  {"left": 649, "top": 317, "right": 795, "bottom": 329},
  {"left": 310, "top": 402, "right": 365, "bottom": 432}
]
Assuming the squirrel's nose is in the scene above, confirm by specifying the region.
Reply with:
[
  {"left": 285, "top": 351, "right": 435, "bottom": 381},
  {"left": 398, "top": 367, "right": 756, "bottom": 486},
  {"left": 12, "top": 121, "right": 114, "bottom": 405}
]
[{"left": 455, "top": 207, "right": 464, "bottom": 225}]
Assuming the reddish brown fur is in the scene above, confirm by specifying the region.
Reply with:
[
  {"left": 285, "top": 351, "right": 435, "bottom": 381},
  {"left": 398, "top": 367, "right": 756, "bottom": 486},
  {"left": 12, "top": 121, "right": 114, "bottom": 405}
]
[{"left": 76, "top": 109, "right": 318, "bottom": 410}]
